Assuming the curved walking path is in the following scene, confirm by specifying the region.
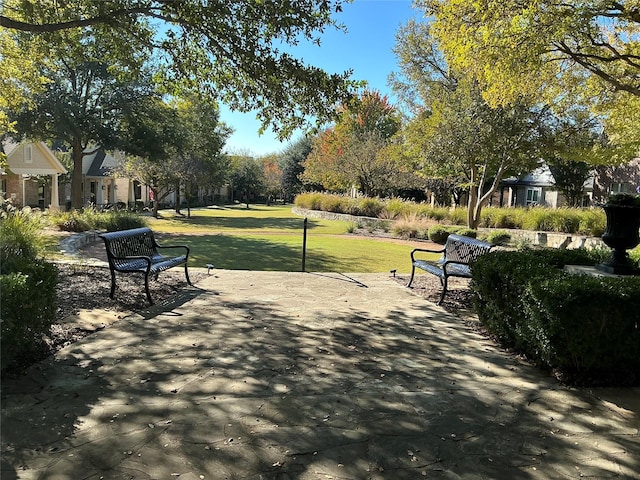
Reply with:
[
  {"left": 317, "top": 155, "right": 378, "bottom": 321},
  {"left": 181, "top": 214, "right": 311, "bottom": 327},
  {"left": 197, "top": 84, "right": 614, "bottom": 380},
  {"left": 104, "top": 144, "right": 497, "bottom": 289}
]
[{"left": 1, "top": 270, "right": 639, "bottom": 479}]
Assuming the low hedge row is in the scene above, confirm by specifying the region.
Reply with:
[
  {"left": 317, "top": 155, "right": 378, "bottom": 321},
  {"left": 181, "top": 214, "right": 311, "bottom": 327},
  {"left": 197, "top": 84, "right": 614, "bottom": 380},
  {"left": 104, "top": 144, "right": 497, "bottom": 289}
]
[
  {"left": 470, "top": 249, "right": 640, "bottom": 386},
  {"left": 294, "top": 192, "right": 608, "bottom": 236},
  {"left": 1, "top": 201, "right": 59, "bottom": 370},
  {"left": 0, "top": 258, "right": 58, "bottom": 370}
]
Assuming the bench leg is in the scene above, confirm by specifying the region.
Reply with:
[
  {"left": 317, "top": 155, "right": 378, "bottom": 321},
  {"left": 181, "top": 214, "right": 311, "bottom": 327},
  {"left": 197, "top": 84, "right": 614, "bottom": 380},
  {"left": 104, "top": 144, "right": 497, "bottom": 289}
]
[
  {"left": 144, "top": 274, "right": 154, "bottom": 305},
  {"left": 109, "top": 270, "right": 116, "bottom": 299},
  {"left": 406, "top": 265, "right": 416, "bottom": 288},
  {"left": 184, "top": 264, "right": 192, "bottom": 285},
  {"left": 437, "top": 276, "right": 448, "bottom": 305}
]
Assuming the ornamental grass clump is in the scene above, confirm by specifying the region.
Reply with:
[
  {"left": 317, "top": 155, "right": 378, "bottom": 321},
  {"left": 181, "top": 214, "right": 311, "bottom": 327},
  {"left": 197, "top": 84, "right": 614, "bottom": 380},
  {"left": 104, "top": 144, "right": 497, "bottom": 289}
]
[{"left": 383, "top": 197, "right": 412, "bottom": 219}]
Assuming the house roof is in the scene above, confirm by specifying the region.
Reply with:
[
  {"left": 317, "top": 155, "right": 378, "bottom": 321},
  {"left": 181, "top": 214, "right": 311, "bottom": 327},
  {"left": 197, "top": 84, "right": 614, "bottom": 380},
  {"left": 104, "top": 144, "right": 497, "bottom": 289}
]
[
  {"left": 3, "top": 141, "right": 67, "bottom": 175},
  {"left": 82, "top": 148, "right": 118, "bottom": 177}
]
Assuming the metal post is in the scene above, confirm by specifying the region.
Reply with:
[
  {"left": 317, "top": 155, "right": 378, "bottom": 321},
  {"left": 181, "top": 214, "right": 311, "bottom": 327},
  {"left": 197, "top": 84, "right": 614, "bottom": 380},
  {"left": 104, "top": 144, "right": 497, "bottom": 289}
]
[{"left": 302, "top": 217, "right": 308, "bottom": 272}]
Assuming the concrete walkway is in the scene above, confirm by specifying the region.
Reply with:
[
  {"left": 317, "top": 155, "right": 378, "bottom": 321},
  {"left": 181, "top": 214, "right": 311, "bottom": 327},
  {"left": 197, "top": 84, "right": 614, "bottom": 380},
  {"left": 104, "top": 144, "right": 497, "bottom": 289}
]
[{"left": 1, "top": 271, "right": 639, "bottom": 479}]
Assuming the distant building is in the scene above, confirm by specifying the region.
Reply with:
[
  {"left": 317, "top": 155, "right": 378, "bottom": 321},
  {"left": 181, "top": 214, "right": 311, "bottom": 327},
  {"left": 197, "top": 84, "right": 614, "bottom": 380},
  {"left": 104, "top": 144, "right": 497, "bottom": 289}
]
[
  {"left": 498, "top": 164, "right": 594, "bottom": 208},
  {"left": 1, "top": 141, "right": 67, "bottom": 209}
]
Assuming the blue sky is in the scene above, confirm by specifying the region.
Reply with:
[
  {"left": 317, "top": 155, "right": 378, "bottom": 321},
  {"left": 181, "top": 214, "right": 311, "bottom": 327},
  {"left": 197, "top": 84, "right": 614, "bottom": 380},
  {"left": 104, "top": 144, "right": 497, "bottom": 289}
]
[{"left": 220, "top": 0, "right": 422, "bottom": 156}]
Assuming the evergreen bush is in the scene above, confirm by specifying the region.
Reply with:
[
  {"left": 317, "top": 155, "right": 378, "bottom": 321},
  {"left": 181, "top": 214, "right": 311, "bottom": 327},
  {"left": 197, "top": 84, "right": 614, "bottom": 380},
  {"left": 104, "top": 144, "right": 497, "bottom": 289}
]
[
  {"left": 428, "top": 225, "right": 449, "bottom": 244},
  {"left": 0, "top": 259, "right": 57, "bottom": 369},
  {"left": 103, "top": 211, "right": 148, "bottom": 231},
  {"left": 470, "top": 249, "right": 640, "bottom": 385},
  {"left": 484, "top": 230, "right": 512, "bottom": 246},
  {"left": 0, "top": 203, "right": 58, "bottom": 370}
]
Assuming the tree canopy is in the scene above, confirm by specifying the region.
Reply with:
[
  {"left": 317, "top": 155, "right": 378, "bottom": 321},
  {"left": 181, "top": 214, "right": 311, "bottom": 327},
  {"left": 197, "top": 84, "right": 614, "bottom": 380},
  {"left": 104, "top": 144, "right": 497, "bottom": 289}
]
[
  {"left": 392, "top": 20, "right": 549, "bottom": 228},
  {"left": 8, "top": 27, "right": 160, "bottom": 208},
  {"left": 303, "top": 90, "right": 410, "bottom": 196},
  {"left": 417, "top": 0, "right": 640, "bottom": 159},
  {"left": 118, "top": 94, "right": 231, "bottom": 217},
  {"left": 419, "top": 0, "right": 640, "bottom": 102},
  {"left": 1, "top": 0, "right": 359, "bottom": 138}
]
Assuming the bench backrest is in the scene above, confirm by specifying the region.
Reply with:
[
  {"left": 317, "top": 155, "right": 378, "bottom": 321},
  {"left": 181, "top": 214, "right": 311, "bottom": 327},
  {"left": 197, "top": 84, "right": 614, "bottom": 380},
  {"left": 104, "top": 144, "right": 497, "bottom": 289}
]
[
  {"left": 100, "top": 227, "right": 158, "bottom": 260},
  {"left": 444, "top": 234, "right": 493, "bottom": 263}
]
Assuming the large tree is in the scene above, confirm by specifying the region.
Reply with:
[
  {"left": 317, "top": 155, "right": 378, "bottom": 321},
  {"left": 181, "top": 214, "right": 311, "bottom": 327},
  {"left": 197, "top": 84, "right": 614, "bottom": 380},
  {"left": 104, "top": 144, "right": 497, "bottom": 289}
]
[
  {"left": 303, "top": 90, "right": 406, "bottom": 196},
  {"left": 279, "top": 136, "right": 313, "bottom": 202},
  {"left": 392, "top": 20, "right": 549, "bottom": 228},
  {"left": 119, "top": 94, "right": 231, "bottom": 217},
  {"left": 418, "top": 0, "right": 640, "bottom": 159},
  {"left": 228, "top": 155, "right": 265, "bottom": 208},
  {"left": 10, "top": 28, "right": 157, "bottom": 209},
  {"left": 1, "top": 0, "right": 358, "bottom": 138}
]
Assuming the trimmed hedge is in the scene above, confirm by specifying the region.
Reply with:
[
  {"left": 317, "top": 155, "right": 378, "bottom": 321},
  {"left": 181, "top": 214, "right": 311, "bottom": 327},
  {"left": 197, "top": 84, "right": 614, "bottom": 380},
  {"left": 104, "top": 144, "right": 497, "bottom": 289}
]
[
  {"left": 470, "top": 249, "right": 640, "bottom": 385},
  {"left": 1, "top": 203, "right": 59, "bottom": 370},
  {"left": 0, "top": 258, "right": 58, "bottom": 369}
]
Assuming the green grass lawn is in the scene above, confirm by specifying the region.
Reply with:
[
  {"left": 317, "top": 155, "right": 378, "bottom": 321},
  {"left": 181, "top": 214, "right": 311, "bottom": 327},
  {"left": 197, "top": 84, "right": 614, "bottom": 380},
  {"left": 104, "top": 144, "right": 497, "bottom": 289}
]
[{"left": 143, "top": 204, "right": 432, "bottom": 273}]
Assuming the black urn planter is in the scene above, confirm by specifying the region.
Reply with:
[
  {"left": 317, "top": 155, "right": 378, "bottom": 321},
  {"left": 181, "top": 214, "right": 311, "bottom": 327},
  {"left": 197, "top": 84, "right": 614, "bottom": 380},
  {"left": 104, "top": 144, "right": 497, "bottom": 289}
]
[{"left": 596, "top": 203, "right": 640, "bottom": 275}]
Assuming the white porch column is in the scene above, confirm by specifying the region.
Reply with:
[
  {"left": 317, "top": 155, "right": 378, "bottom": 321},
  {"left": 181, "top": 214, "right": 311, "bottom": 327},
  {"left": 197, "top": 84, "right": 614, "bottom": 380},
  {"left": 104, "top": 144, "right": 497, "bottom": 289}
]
[
  {"left": 22, "top": 176, "right": 27, "bottom": 208},
  {"left": 507, "top": 187, "right": 514, "bottom": 207},
  {"left": 49, "top": 173, "right": 60, "bottom": 210}
]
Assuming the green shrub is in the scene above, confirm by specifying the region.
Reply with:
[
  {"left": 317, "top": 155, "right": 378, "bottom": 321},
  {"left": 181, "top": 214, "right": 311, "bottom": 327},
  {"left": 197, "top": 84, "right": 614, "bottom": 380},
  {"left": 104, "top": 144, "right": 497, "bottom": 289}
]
[
  {"left": 103, "top": 211, "right": 148, "bottom": 231},
  {"left": 578, "top": 209, "right": 606, "bottom": 236},
  {"left": 480, "top": 207, "right": 521, "bottom": 229},
  {"left": 470, "top": 249, "right": 640, "bottom": 385},
  {"left": 1, "top": 204, "right": 58, "bottom": 370},
  {"left": 0, "top": 259, "right": 58, "bottom": 369},
  {"left": 484, "top": 230, "right": 512, "bottom": 246},
  {"left": 51, "top": 210, "right": 93, "bottom": 232},
  {"left": 448, "top": 207, "right": 467, "bottom": 225},
  {"left": 428, "top": 225, "right": 450, "bottom": 244},
  {"left": 294, "top": 192, "right": 325, "bottom": 210},
  {"left": 384, "top": 197, "right": 411, "bottom": 219},
  {"left": 319, "top": 194, "right": 348, "bottom": 214},
  {"left": 454, "top": 228, "right": 477, "bottom": 238},
  {"left": 357, "top": 197, "right": 384, "bottom": 218},
  {"left": 0, "top": 208, "right": 46, "bottom": 264}
]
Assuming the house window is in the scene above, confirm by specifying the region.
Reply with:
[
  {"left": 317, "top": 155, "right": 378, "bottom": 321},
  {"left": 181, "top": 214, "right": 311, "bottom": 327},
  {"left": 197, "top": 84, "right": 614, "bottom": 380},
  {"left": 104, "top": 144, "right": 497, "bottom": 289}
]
[
  {"left": 90, "top": 181, "right": 97, "bottom": 204},
  {"left": 610, "top": 182, "right": 632, "bottom": 194},
  {"left": 526, "top": 187, "right": 541, "bottom": 206},
  {"left": 24, "top": 145, "right": 33, "bottom": 163},
  {"left": 1, "top": 179, "right": 6, "bottom": 198}
]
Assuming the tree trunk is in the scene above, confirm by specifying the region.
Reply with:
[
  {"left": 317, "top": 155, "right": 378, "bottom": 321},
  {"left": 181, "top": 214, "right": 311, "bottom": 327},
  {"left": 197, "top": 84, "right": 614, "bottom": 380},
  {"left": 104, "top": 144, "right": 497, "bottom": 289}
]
[
  {"left": 152, "top": 187, "right": 159, "bottom": 218},
  {"left": 175, "top": 186, "right": 181, "bottom": 215},
  {"left": 71, "top": 139, "right": 84, "bottom": 210}
]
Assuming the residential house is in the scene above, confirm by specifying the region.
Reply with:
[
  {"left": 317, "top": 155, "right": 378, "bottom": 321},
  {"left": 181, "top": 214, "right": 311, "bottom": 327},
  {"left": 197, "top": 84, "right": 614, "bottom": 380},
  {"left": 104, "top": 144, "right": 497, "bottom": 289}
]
[
  {"left": 592, "top": 157, "right": 640, "bottom": 202},
  {"left": 1, "top": 141, "right": 67, "bottom": 209},
  {"left": 75, "top": 149, "right": 153, "bottom": 209},
  {"left": 497, "top": 164, "right": 594, "bottom": 208}
]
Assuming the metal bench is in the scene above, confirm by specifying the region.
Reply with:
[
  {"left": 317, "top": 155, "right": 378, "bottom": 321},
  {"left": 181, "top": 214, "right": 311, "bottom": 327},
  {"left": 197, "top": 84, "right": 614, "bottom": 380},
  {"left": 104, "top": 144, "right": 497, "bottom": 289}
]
[
  {"left": 99, "top": 227, "right": 191, "bottom": 305},
  {"left": 407, "top": 234, "right": 494, "bottom": 305}
]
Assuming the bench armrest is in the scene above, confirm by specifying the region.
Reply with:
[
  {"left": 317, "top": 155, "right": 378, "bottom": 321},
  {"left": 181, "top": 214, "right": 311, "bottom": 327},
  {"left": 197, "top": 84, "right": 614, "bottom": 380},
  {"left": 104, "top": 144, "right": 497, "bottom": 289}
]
[
  {"left": 156, "top": 244, "right": 190, "bottom": 257},
  {"left": 410, "top": 247, "right": 444, "bottom": 262}
]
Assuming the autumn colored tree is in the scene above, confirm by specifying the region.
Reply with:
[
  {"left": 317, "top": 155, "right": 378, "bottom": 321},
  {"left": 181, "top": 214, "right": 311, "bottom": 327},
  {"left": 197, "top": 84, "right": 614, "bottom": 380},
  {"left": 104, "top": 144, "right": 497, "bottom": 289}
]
[
  {"left": 261, "top": 154, "right": 283, "bottom": 204},
  {"left": 303, "top": 90, "right": 405, "bottom": 196}
]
